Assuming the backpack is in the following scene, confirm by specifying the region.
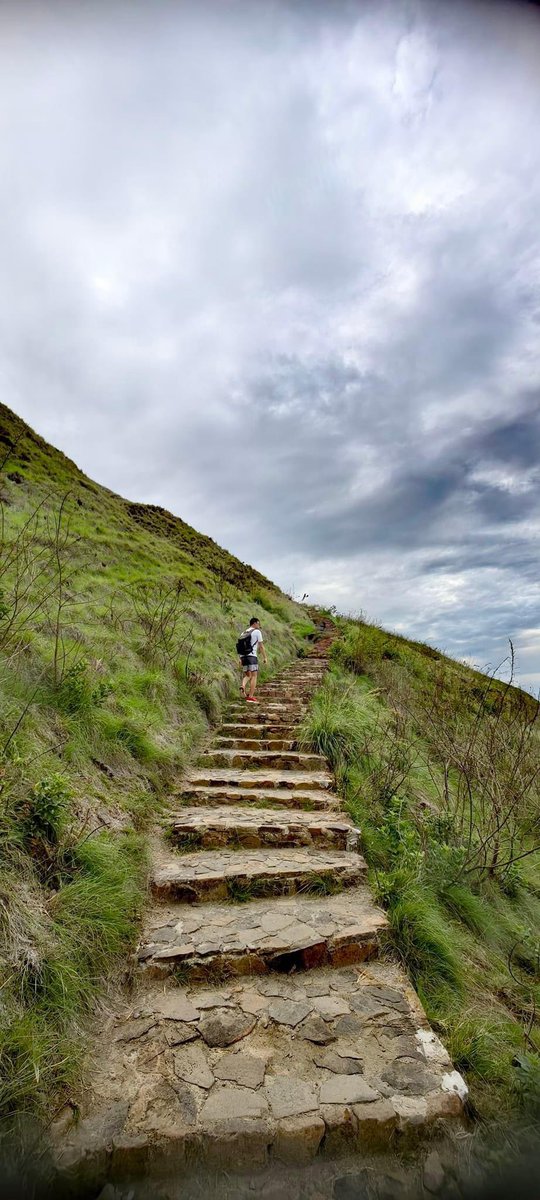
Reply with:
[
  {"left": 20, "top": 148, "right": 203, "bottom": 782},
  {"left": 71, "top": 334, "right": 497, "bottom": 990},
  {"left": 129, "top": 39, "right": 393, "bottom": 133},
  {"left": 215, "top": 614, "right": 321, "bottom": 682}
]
[{"left": 236, "top": 629, "right": 255, "bottom": 656}]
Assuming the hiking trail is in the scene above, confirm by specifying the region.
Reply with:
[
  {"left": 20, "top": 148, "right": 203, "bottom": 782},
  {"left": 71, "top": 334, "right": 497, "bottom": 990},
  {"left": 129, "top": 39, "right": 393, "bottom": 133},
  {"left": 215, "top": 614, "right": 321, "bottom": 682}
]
[{"left": 54, "top": 625, "right": 467, "bottom": 1191}]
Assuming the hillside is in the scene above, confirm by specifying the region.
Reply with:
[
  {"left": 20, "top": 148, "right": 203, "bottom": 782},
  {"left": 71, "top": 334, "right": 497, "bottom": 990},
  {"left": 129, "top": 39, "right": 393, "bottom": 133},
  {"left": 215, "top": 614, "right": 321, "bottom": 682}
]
[
  {"left": 0, "top": 402, "right": 538, "bottom": 1164},
  {"left": 0, "top": 403, "right": 312, "bottom": 1119},
  {"left": 301, "top": 619, "right": 540, "bottom": 1120}
]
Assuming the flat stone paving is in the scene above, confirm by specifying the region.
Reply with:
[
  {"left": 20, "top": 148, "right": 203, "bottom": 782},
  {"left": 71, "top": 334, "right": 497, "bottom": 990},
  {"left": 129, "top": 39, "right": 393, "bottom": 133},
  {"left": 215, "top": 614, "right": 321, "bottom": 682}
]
[
  {"left": 55, "top": 962, "right": 467, "bottom": 1181},
  {"left": 151, "top": 847, "right": 367, "bottom": 903},
  {"left": 138, "top": 887, "right": 388, "bottom": 978},
  {"left": 185, "top": 767, "right": 334, "bottom": 791},
  {"left": 172, "top": 785, "right": 341, "bottom": 811},
  {"left": 52, "top": 644, "right": 467, "bottom": 1189},
  {"left": 166, "top": 806, "right": 358, "bottom": 851}
]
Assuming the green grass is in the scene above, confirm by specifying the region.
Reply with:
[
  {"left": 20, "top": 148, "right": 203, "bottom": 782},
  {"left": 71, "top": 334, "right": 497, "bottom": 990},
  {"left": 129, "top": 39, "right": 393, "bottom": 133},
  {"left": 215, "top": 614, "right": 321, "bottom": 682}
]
[
  {"left": 0, "top": 401, "right": 313, "bottom": 1119},
  {"left": 0, "top": 831, "right": 146, "bottom": 1116},
  {"left": 302, "top": 661, "right": 540, "bottom": 1120}
]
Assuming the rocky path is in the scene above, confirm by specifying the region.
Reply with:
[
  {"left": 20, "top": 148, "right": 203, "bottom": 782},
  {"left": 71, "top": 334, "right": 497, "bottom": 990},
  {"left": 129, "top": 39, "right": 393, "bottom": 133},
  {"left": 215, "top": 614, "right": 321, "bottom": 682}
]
[{"left": 55, "top": 632, "right": 467, "bottom": 1193}]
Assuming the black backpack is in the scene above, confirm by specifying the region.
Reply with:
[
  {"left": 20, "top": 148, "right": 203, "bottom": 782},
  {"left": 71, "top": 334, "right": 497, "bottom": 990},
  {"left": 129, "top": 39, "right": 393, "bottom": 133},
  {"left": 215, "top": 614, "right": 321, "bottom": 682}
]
[{"left": 236, "top": 630, "right": 255, "bottom": 656}]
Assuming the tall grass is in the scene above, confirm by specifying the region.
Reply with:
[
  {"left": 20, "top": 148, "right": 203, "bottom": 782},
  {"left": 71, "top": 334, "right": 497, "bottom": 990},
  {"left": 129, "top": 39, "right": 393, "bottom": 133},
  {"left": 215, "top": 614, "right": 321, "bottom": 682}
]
[{"left": 302, "top": 664, "right": 540, "bottom": 1119}]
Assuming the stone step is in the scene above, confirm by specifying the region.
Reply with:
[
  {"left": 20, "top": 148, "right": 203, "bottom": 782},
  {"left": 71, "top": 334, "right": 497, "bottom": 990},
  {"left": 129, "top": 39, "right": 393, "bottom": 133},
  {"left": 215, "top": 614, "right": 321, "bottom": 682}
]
[
  {"left": 199, "top": 750, "right": 325, "bottom": 771},
  {"left": 164, "top": 807, "right": 359, "bottom": 852},
  {"left": 223, "top": 709, "right": 305, "bottom": 727},
  {"left": 185, "top": 767, "right": 333, "bottom": 792},
  {"left": 54, "top": 958, "right": 467, "bottom": 1186},
  {"left": 138, "top": 886, "right": 387, "bottom": 978},
  {"left": 151, "top": 848, "right": 367, "bottom": 904},
  {"left": 214, "top": 736, "right": 297, "bottom": 751},
  {"left": 227, "top": 701, "right": 307, "bottom": 715},
  {"left": 220, "top": 722, "right": 300, "bottom": 738},
  {"left": 171, "top": 785, "right": 341, "bottom": 812}
]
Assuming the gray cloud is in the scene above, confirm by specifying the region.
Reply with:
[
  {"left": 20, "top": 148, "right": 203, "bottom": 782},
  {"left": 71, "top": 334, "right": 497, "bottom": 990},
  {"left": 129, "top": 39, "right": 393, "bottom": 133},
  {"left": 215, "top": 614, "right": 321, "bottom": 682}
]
[{"left": 1, "top": 0, "right": 540, "bottom": 688}]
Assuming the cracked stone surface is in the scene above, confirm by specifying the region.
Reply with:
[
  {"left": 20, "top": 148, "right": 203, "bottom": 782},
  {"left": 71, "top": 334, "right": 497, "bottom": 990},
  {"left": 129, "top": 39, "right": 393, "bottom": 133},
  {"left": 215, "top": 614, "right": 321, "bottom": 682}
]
[
  {"left": 184, "top": 767, "right": 334, "bottom": 791},
  {"left": 138, "top": 888, "right": 387, "bottom": 977},
  {"left": 166, "top": 806, "right": 358, "bottom": 852},
  {"left": 171, "top": 785, "right": 341, "bottom": 811},
  {"left": 52, "top": 651, "right": 466, "bottom": 1185},
  {"left": 55, "top": 961, "right": 466, "bottom": 1180},
  {"left": 151, "top": 847, "right": 367, "bottom": 903}
]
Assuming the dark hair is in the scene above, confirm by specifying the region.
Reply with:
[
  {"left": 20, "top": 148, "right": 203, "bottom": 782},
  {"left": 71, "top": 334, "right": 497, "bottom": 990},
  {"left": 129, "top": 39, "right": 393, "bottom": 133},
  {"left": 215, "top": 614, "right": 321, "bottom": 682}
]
[{"left": 249, "top": 617, "right": 259, "bottom": 626}]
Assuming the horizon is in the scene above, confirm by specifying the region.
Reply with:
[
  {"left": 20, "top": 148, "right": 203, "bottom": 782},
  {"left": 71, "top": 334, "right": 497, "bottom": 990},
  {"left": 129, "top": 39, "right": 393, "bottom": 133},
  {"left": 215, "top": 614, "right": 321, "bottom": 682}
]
[{"left": 1, "top": 0, "right": 540, "bottom": 691}]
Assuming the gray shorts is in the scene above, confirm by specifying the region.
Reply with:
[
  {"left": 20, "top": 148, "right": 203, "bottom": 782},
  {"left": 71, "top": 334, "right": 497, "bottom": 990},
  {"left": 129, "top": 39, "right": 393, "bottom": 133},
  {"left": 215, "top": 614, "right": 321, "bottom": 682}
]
[{"left": 241, "top": 655, "right": 259, "bottom": 673}]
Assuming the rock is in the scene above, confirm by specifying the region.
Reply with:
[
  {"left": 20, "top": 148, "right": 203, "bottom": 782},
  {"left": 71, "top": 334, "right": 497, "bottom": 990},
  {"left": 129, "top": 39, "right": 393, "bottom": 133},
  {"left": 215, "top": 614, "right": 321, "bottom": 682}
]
[
  {"left": 151, "top": 992, "right": 200, "bottom": 1022},
  {"left": 391, "top": 1036, "right": 425, "bottom": 1061},
  {"left": 267, "top": 999, "right": 313, "bottom": 1027},
  {"left": 214, "top": 1051, "right": 266, "bottom": 1089},
  {"left": 152, "top": 942, "right": 196, "bottom": 961},
  {"left": 195, "top": 991, "right": 234, "bottom": 1010},
  {"left": 272, "top": 1114, "right": 325, "bottom": 1164},
  {"left": 173, "top": 1045, "right": 214, "bottom": 1089},
  {"left": 334, "top": 1015, "right": 364, "bottom": 1037},
  {"left": 115, "top": 1017, "right": 157, "bottom": 1042},
  {"left": 304, "top": 979, "right": 331, "bottom": 997},
  {"left": 391, "top": 1095, "right": 428, "bottom": 1130},
  {"left": 416, "top": 1029, "right": 452, "bottom": 1066},
  {"left": 314, "top": 1051, "right": 364, "bottom": 1075},
  {"left": 258, "top": 977, "right": 306, "bottom": 999},
  {"left": 423, "top": 1149, "right": 446, "bottom": 1194},
  {"left": 298, "top": 1015, "right": 336, "bottom": 1044},
  {"left": 348, "top": 994, "right": 388, "bottom": 1018},
  {"left": 441, "top": 1070, "right": 468, "bottom": 1101},
  {"left": 312, "top": 995, "right": 350, "bottom": 1020},
  {"left": 203, "top": 1117, "right": 273, "bottom": 1170},
  {"left": 66, "top": 1102, "right": 129, "bottom": 1150},
  {"left": 163, "top": 1020, "right": 200, "bottom": 1046},
  {"left": 238, "top": 990, "right": 268, "bottom": 1015},
  {"left": 320, "top": 1104, "right": 358, "bottom": 1154},
  {"left": 364, "top": 985, "right": 408, "bottom": 1013},
  {"left": 200, "top": 1087, "right": 269, "bottom": 1122},
  {"left": 319, "top": 1077, "right": 379, "bottom": 1105},
  {"left": 199, "top": 1007, "right": 256, "bottom": 1047},
  {"left": 128, "top": 1079, "right": 193, "bottom": 1134},
  {"left": 265, "top": 1078, "right": 318, "bottom": 1119},
  {"left": 380, "top": 1059, "right": 439, "bottom": 1096},
  {"left": 426, "top": 1089, "right": 464, "bottom": 1119},
  {"left": 353, "top": 1099, "right": 396, "bottom": 1149},
  {"left": 330, "top": 968, "right": 359, "bottom": 988}
]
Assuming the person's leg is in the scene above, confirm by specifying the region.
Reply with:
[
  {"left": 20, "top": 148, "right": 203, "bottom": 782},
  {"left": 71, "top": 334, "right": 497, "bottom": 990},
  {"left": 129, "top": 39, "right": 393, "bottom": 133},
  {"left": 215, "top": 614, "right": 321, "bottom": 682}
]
[{"left": 249, "top": 666, "right": 258, "bottom": 697}]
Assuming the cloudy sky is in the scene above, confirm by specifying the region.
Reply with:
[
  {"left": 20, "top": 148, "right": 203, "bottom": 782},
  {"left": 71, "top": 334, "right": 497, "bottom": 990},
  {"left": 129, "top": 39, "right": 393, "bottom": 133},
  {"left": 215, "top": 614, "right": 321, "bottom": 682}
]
[{"left": 1, "top": 0, "right": 540, "bottom": 689}]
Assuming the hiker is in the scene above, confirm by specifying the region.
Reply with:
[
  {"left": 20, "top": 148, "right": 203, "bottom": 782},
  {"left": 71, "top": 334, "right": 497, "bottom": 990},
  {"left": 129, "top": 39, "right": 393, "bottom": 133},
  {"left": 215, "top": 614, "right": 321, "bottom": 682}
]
[{"left": 236, "top": 617, "right": 268, "bottom": 702}]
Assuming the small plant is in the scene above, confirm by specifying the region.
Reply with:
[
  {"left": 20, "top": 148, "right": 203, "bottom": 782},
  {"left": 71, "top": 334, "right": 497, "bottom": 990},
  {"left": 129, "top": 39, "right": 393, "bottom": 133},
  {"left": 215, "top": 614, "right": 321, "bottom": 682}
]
[
  {"left": 54, "top": 659, "right": 110, "bottom": 716},
  {"left": 21, "top": 774, "right": 71, "bottom": 847}
]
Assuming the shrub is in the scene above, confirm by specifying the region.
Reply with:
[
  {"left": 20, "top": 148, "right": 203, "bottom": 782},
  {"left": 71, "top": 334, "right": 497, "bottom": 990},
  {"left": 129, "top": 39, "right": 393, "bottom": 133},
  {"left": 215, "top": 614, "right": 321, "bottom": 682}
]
[
  {"left": 54, "top": 659, "right": 110, "bottom": 716},
  {"left": 19, "top": 774, "right": 71, "bottom": 848}
]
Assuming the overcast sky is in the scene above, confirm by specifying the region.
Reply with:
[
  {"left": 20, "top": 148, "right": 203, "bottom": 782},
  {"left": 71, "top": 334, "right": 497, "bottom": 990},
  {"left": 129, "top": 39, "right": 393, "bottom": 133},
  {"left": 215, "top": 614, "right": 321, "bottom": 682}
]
[{"left": 1, "top": 0, "right": 540, "bottom": 689}]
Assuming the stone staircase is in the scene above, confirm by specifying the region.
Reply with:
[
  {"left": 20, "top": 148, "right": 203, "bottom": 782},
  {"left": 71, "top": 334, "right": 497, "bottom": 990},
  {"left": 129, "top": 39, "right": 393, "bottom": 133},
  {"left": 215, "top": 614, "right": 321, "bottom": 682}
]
[{"left": 54, "top": 632, "right": 467, "bottom": 1192}]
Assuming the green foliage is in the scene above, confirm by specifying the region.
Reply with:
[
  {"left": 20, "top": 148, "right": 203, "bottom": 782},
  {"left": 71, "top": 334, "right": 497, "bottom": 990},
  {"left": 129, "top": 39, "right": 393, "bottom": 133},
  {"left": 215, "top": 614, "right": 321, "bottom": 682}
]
[
  {"left": 19, "top": 773, "right": 71, "bottom": 847},
  {"left": 385, "top": 886, "right": 464, "bottom": 995},
  {"left": 53, "top": 659, "right": 111, "bottom": 715},
  {"left": 0, "top": 830, "right": 146, "bottom": 1116},
  {"left": 0, "top": 401, "right": 307, "bottom": 1119},
  {"left": 303, "top": 661, "right": 540, "bottom": 1118}
]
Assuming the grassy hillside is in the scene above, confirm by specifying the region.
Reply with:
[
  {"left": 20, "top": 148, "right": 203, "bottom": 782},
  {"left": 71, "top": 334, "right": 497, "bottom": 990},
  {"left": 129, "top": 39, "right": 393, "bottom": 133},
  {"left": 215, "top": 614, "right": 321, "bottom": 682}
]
[
  {"left": 301, "top": 617, "right": 540, "bottom": 1121},
  {"left": 0, "top": 403, "right": 313, "bottom": 1119}
]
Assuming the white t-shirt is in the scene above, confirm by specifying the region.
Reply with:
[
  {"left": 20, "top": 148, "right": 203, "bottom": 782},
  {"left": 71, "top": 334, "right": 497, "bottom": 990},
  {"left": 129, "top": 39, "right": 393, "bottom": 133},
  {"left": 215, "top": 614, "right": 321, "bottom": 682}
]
[{"left": 244, "top": 628, "right": 263, "bottom": 657}]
